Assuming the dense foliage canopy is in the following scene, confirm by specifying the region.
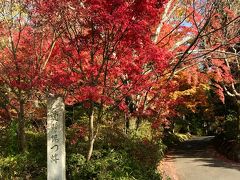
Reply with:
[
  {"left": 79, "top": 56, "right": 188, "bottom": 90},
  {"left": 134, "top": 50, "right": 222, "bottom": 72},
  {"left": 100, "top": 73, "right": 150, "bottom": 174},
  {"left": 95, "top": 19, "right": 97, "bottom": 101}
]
[{"left": 0, "top": 0, "right": 239, "bottom": 178}]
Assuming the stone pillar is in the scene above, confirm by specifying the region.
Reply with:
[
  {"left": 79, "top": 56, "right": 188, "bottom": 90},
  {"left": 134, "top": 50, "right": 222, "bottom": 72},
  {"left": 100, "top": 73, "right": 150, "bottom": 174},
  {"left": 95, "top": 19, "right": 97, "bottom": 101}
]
[{"left": 47, "top": 96, "right": 66, "bottom": 180}]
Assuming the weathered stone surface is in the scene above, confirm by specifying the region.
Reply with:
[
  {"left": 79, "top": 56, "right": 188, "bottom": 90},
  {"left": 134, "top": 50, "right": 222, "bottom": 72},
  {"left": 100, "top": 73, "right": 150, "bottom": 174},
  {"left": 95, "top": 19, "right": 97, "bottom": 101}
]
[{"left": 47, "top": 96, "right": 66, "bottom": 180}]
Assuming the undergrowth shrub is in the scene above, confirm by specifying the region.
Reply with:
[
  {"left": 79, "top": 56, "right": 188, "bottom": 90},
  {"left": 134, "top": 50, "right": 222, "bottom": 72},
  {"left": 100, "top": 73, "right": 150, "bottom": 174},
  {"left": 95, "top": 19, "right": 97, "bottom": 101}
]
[
  {"left": 0, "top": 130, "right": 46, "bottom": 179},
  {"left": 1, "top": 122, "right": 165, "bottom": 179},
  {"left": 66, "top": 125, "right": 165, "bottom": 180}
]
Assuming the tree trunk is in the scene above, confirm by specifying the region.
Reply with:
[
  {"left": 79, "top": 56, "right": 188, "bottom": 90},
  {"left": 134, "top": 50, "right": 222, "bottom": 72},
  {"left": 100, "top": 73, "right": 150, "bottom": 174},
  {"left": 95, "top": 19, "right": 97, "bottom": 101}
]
[
  {"left": 87, "top": 107, "right": 95, "bottom": 161},
  {"left": 136, "top": 117, "right": 142, "bottom": 130},
  {"left": 17, "top": 100, "right": 26, "bottom": 152},
  {"left": 124, "top": 113, "right": 130, "bottom": 134},
  {"left": 236, "top": 100, "right": 240, "bottom": 142}
]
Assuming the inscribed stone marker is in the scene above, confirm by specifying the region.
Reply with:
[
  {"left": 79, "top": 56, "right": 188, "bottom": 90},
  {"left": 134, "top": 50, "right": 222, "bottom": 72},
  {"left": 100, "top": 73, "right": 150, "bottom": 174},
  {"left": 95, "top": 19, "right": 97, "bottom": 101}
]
[{"left": 47, "top": 96, "right": 66, "bottom": 180}]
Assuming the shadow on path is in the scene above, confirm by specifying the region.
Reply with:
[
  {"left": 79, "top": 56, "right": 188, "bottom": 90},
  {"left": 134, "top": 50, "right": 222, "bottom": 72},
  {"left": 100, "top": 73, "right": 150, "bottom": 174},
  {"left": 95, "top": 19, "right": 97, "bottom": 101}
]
[
  {"left": 172, "top": 136, "right": 240, "bottom": 171},
  {"left": 168, "top": 136, "right": 240, "bottom": 180}
]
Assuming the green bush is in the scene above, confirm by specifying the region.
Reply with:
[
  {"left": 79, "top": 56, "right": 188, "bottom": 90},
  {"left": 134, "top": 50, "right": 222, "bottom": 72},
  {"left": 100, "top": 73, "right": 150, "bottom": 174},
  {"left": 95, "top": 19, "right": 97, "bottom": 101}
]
[
  {"left": 1, "top": 121, "right": 19, "bottom": 155},
  {"left": 0, "top": 130, "right": 47, "bottom": 179},
  {"left": 67, "top": 149, "right": 161, "bottom": 180},
  {"left": 66, "top": 126, "right": 164, "bottom": 180},
  {"left": 67, "top": 150, "right": 131, "bottom": 180},
  {"left": 214, "top": 134, "right": 240, "bottom": 162},
  {"left": 1, "top": 121, "right": 165, "bottom": 179},
  {"left": 0, "top": 152, "right": 46, "bottom": 179},
  {"left": 223, "top": 114, "right": 238, "bottom": 140},
  {"left": 163, "top": 132, "right": 190, "bottom": 146}
]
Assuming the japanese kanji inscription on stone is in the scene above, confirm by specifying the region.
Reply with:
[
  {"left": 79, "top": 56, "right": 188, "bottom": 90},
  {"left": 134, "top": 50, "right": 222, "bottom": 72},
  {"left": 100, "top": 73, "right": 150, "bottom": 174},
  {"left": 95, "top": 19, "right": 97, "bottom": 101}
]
[{"left": 47, "top": 96, "right": 66, "bottom": 180}]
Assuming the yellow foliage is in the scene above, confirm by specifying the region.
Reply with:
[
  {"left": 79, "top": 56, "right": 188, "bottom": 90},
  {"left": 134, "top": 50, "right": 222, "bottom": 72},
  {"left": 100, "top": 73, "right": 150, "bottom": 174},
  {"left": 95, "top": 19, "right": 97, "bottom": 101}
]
[{"left": 172, "top": 87, "right": 197, "bottom": 100}]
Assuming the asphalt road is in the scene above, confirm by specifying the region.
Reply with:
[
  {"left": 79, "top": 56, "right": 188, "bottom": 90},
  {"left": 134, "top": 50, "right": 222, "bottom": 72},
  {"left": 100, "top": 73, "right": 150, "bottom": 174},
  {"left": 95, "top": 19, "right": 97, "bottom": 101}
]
[{"left": 171, "top": 136, "right": 240, "bottom": 180}]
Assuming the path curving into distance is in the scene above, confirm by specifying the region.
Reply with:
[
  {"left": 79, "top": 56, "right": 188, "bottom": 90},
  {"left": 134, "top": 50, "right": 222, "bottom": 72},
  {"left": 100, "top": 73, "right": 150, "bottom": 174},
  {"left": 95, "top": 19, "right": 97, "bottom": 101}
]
[{"left": 159, "top": 136, "right": 240, "bottom": 180}]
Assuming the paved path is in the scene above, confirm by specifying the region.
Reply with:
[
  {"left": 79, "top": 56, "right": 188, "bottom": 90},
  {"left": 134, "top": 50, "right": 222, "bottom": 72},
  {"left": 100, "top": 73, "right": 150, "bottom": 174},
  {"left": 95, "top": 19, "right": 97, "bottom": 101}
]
[{"left": 162, "top": 136, "right": 240, "bottom": 180}]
